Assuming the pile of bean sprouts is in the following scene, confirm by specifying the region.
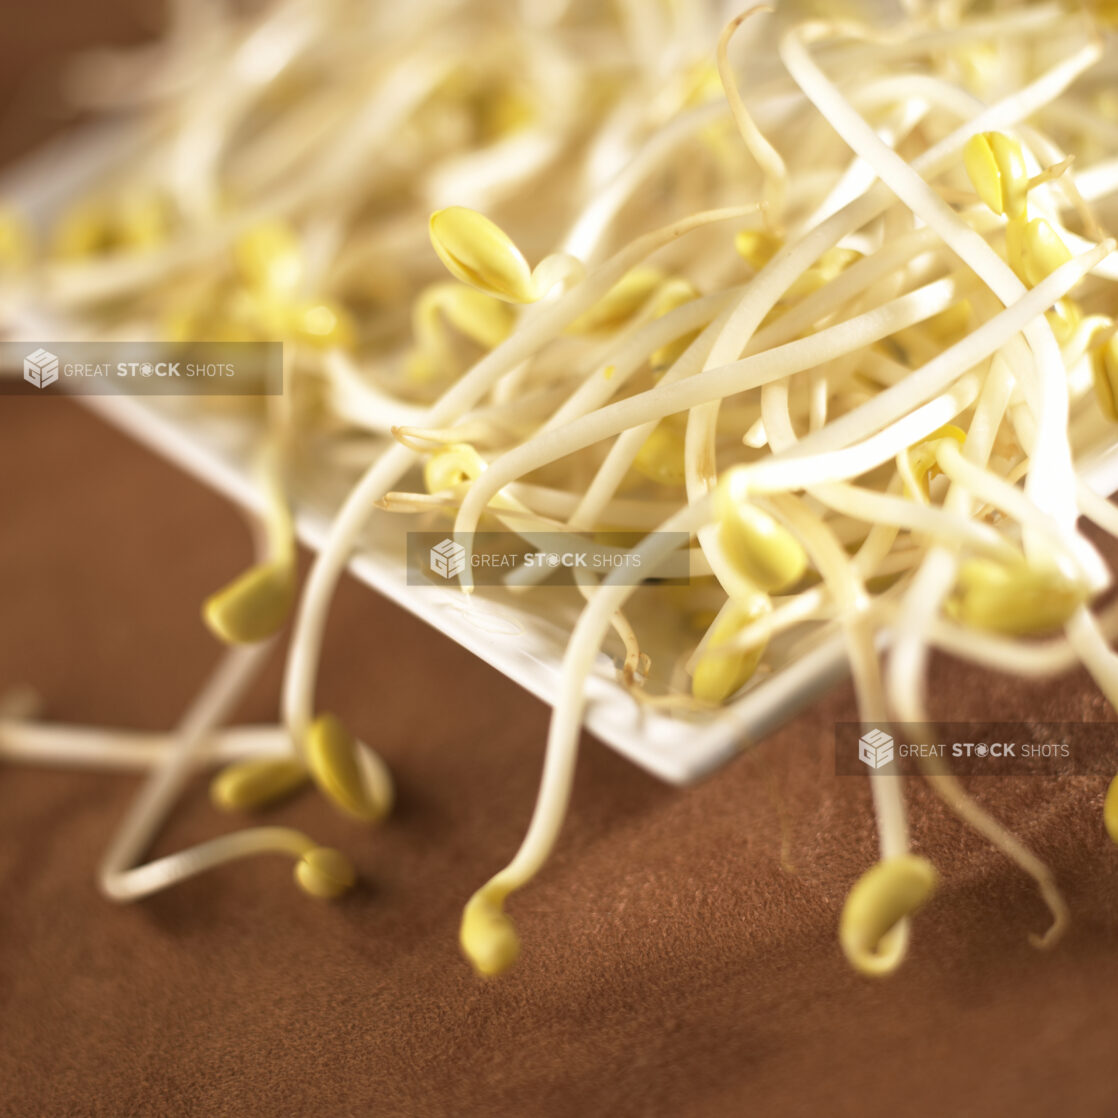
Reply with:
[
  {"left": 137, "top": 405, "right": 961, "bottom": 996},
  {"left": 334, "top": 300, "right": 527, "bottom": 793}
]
[{"left": 2, "top": 0, "right": 1118, "bottom": 978}]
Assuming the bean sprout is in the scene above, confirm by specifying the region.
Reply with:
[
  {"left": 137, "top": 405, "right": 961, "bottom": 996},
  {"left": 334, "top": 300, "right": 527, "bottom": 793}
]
[{"left": 2, "top": 0, "right": 1118, "bottom": 979}]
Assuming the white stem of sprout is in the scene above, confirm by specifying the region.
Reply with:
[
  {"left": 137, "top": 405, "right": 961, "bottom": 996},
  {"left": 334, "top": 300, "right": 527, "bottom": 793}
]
[
  {"left": 0, "top": 721, "right": 287, "bottom": 770},
  {"left": 99, "top": 643, "right": 280, "bottom": 901}
]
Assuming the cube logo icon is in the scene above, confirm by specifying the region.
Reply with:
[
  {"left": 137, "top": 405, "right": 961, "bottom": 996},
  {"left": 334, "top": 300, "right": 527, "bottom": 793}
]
[
  {"left": 859, "top": 728, "right": 894, "bottom": 769},
  {"left": 24, "top": 348, "right": 59, "bottom": 389},
  {"left": 430, "top": 538, "right": 466, "bottom": 580}
]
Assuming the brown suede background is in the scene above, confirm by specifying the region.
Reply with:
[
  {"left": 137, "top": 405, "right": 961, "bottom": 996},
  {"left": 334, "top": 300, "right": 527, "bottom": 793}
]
[{"left": 3, "top": 6, "right": 1118, "bottom": 1117}]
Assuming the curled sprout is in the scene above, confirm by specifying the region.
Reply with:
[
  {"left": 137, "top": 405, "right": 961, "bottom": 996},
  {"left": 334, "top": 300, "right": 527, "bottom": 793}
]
[
  {"left": 460, "top": 885, "right": 520, "bottom": 977},
  {"left": 840, "top": 855, "right": 939, "bottom": 977}
]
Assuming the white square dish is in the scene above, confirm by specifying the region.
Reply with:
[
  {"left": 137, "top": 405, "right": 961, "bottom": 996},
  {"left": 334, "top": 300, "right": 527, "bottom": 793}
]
[{"left": 5, "top": 124, "right": 1118, "bottom": 786}]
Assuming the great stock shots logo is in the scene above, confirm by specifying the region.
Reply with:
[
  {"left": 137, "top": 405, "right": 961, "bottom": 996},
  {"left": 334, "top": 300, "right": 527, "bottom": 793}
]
[
  {"left": 429, "top": 538, "right": 467, "bottom": 580},
  {"left": 2, "top": 341, "right": 282, "bottom": 396},
  {"left": 858, "top": 728, "right": 895, "bottom": 770},
  {"left": 835, "top": 722, "right": 1094, "bottom": 776},
  {"left": 23, "top": 348, "right": 59, "bottom": 389},
  {"left": 406, "top": 531, "right": 693, "bottom": 587}
]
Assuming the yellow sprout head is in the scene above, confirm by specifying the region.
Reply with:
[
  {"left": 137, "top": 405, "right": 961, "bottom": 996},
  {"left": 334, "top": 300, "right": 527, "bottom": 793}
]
[
  {"left": 691, "top": 594, "right": 771, "bottom": 704},
  {"left": 415, "top": 282, "right": 516, "bottom": 351},
  {"left": 210, "top": 757, "right": 309, "bottom": 813},
  {"left": 0, "top": 207, "right": 33, "bottom": 273},
  {"left": 294, "top": 847, "right": 357, "bottom": 900},
  {"left": 429, "top": 206, "right": 536, "bottom": 303},
  {"left": 304, "top": 713, "right": 393, "bottom": 822},
  {"left": 633, "top": 424, "right": 686, "bottom": 487},
  {"left": 115, "top": 191, "right": 172, "bottom": 250},
  {"left": 788, "top": 246, "right": 862, "bottom": 299},
  {"left": 52, "top": 199, "right": 117, "bottom": 258},
  {"left": 1091, "top": 333, "right": 1118, "bottom": 422},
  {"left": 650, "top": 277, "right": 701, "bottom": 369},
  {"left": 292, "top": 300, "right": 355, "bottom": 349},
  {"left": 424, "top": 443, "right": 488, "bottom": 494},
  {"left": 964, "top": 131, "right": 1028, "bottom": 218},
  {"left": 203, "top": 561, "right": 296, "bottom": 644},
  {"left": 231, "top": 222, "right": 353, "bottom": 349},
  {"left": 947, "top": 558, "right": 1089, "bottom": 635},
  {"left": 52, "top": 192, "right": 171, "bottom": 258},
  {"left": 840, "top": 855, "right": 938, "bottom": 976},
  {"left": 1047, "top": 299, "right": 1081, "bottom": 347},
  {"left": 567, "top": 267, "right": 662, "bottom": 334},
  {"left": 715, "top": 468, "right": 808, "bottom": 593},
  {"left": 734, "top": 229, "right": 782, "bottom": 271},
  {"left": 408, "top": 283, "right": 516, "bottom": 382},
  {"left": 922, "top": 300, "right": 972, "bottom": 345},
  {"left": 234, "top": 221, "right": 304, "bottom": 297},
  {"left": 461, "top": 887, "right": 520, "bottom": 976},
  {"left": 1006, "top": 217, "right": 1072, "bottom": 287},
  {"left": 901, "top": 424, "right": 967, "bottom": 501},
  {"left": 1104, "top": 774, "right": 1118, "bottom": 844}
]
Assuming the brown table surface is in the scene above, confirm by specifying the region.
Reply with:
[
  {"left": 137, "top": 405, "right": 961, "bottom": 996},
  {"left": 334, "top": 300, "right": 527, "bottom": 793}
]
[{"left": 4, "top": 6, "right": 1118, "bottom": 1116}]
